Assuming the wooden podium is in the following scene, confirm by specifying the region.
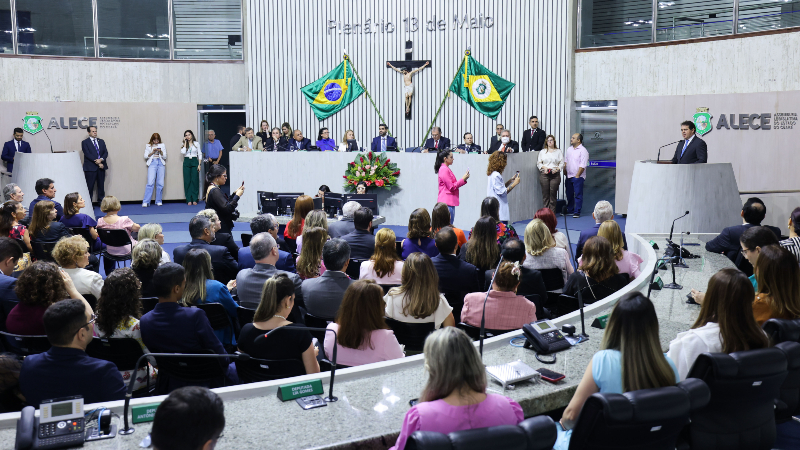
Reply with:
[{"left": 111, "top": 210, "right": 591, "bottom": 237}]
[
  {"left": 13, "top": 152, "right": 96, "bottom": 219},
  {"left": 625, "top": 160, "right": 741, "bottom": 234}
]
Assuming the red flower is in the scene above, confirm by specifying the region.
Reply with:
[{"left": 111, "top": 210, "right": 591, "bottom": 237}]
[
  {"left": 368, "top": 151, "right": 373, "bottom": 160},
  {"left": 392, "top": 171, "right": 400, "bottom": 175},
  {"left": 365, "top": 181, "right": 372, "bottom": 186},
  {"left": 359, "top": 156, "right": 365, "bottom": 163},
  {"left": 342, "top": 175, "right": 347, "bottom": 179},
  {"left": 350, "top": 161, "right": 355, "bottom": 166},
  {"left": 387, "top": 159, "right": 391, "bottom": 163},
  {"left": 375, "top": 179, "right": 384, "bottom": 187}
]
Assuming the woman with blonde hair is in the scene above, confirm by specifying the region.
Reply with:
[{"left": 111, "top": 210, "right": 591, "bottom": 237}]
[
  {"left": 296, "top": 209, "right": 329, "bottom": 254},
  {"left": 338, "top": 129, "right": 359, "bottom": 152},
  {"left": 237, "top": 274, "right": 320, "bottom": 375},
  {"left": 97, "top": 196, "right": 140, "bottom": 262},
  {"left": 563, "top": 236, "right": 630, "bottom": 304},
  {"left": 284, "top": 195, "right": 314, "bottom": 241},
  {"left": 390, "top": 327, "right": 524, "bottom": 450},
  {"left": 522, "top": 218, "right": 573, "bottom": 289},
  {"left": 143, "top": 132, "right": 167, "bottom": 207},
  {"left": 296, "top": 226, "right": 327, "bottom": 280},
  {"left": 181, "top": 248, "right": 238, "bottom": 346},
  {"left": 360, "top": 228, "right": 404, "bottom": 284},
  {"left": 752, "top": 244, "right": 800, "bottom": 324},
  {"left": 486, "top": 152, "right": 520, "bottom": 224},
  {"left": 385, "top": 253, "right": 454, "bottom": 329},
  {"left": 131, "top": 239, "right": 162, "bottom": 298},
  {"left": 595, "top": 220, "right": 642, "bottom": 279},
  {"left": 461, "top": 261, "right": 536, "bottom": 330},
  {"left": 256, "top": 120, "right": 270, "bottom": 142},
  {"left": 53, "top": 235, "right": 104, "bottom": 300},
  {"left": 401, "top": 208, "right": 439, "bottom": 259},
  {"left": 137, "top": 223, "right": 170, "bottom": 265}
]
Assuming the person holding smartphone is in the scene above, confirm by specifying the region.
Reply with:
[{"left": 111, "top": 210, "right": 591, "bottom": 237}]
[
  {"left": 143, "top": 133, "right": 167, "bottom": 207},
  {"left": 180, "top": 130, "right": 201, "bottom": 205},
  {"left": 434, "top": 150, "right": 469, "bottom": 224},
  {"left": 486, "top": 152, "right": 520, "bottom": 225},
  {"left": 537, "top": 135, "right": 564, "bottom": 212},
  {"left": 205, "top": 165, "right": 244, "bottom": 234}
]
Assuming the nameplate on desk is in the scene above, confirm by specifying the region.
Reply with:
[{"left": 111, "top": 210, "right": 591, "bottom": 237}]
[
  {"left": 651, "top": 276, "right": 664, "bottom": 290},
  {"left": 277, "top": 379, "right": 324, "bottom": 401},
  {"left": 131, "top": 403, "right": 159, "bottom": 424},
  {"left": 591, "top": 313, "right": 610, "bottom": 329},
  {"left": 588, "top": 160, "right": 616, "bottom": 168}
]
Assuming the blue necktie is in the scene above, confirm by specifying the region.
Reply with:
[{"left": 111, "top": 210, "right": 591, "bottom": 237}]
[
  {"left": 381, "top": 138, "right": 386, "bottom": 152},
  {"left": 93, "top": 139, "right": 99, "bottom": 151},
  {"left": 680, "top": 140, "right": 688, "bottom": 158}
]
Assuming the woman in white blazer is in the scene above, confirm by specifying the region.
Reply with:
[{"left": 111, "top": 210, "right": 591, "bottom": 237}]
[
  {"left": 142, "top": 133, "right": 167, "bottom": 207},
  {"left": 180, "top": 130, "right": 201, "bottom": 205},
  {"left": 338, "top": 129, "right": 360, "bottom": 152}
]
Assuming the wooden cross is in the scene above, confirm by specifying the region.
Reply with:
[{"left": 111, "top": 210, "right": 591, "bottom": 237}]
[{"left": 386, "top": 40, "right": 431, "bottom": 120}]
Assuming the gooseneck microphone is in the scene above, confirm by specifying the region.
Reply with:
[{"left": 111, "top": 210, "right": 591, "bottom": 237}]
[
  {"left": 657, "top": 140, "right": 680, "bottom": 163},
  {"left": 669, "top": 211, "right": 690, "bottom": 242},
  {"left": 42, "top": 127, "right": 54, "bottom": 153},
  {"left": 479, "top": 254, "right": 505, "bottom": 358},
  {"left": 562, "top": 206, "right": 576, "bottom": 267}
]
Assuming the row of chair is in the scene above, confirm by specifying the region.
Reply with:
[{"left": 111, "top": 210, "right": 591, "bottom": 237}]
[{"left": 28, "top": 227, "right": 134, "bottom": 269}]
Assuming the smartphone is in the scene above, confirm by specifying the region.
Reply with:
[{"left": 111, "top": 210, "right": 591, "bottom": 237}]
[
  {"left": 241, "top": 181, "right": 245, "bottom": 187},
  {"left": 537, "top": 368, "right": 565, "bottom": 383}
]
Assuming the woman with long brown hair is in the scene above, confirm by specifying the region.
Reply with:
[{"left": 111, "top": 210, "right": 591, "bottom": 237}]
[
  {"left": 180, "top": 248, "right": 238, "bottom": 346},
  {"left": 460, "top": 216, "right": 500, "bottom": 272},
  {"left": 296, "top": 227, "right": 327, "bottom": 280},
  {"left": 596, "top": 220, "right": 643, "bottom": 279},
  {"left": 324, "top": 280, "right": 404, "bottom": 366},
  {"left": 385, "top": 253, "right": 454, "bottom": 328},
  {"left": 284, "top": 195, "right": 314, "bottom": 241},
  {"left": 401, "top": 208, "right": 439, "bottom": 259},
  {"left": 180, "top": 130, "right": 201, "bottom": 205},
  {"left": 563, "top": 236, "right": 629, "bottom": 304},
  {"left": 431, "top": 202, "right": 466, "bottom": 249},
  {"left": 668, "top": 268, "right": 768, "bottom": 380},
  {"left": 537, "top": 134, "right": 564, "bottom": 211},
  {"left": 752, "top": 244, "right": 800, "bottom": 324},
  {"left": 360, "top": 228, "right": 404, "bottom": 284},
  {"left": 143, "top": 132, "right": 167, "bottom": 207},
  {"left": 28, "top": 200, "right": 72, "bottom": 244},
  {"left": 256, "top": 120, "right": 270, "bottom": 142}
]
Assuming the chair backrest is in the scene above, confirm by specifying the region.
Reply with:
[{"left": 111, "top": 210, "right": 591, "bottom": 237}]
[
  {"left": 568, "top": 378, "right": 710, "bottom": 450},
  {"left": 395, "top": 241, "right": 403, "bottom": 258},
  {"left": 555, "top": 294, "right": 579, "bottom": 318},
  {"left": 241, "top": 233, "right": 253, "bottom": 248},
  {"left": 380, "top": 284, "right": 400, "bottom": 295},
  {"left": 83, "top": 294, "right": 98, "bottom": 311},
  {"left": 30, "top": 241, "right": 57, "bottom": 262},
  {"left": 763, "top": 318, "right": 800, "bottom": 344},
  {"left": 235, "top": 356, "right": 305, "bottom": 384},
  {"left": 153, "top": 350, "right": 227, "bottom": 394},
  {"left": 0, "top": 331, "right": 51, "bottom": 357},
  {"left": 763, "top": 319, "right": 800, "bottom": 421},
  {"left": 236, "top": 306, "right": 255, "bottom": 326},
  {"left": 686, "top": 347, "right": 790, "bottom": 450},
  {"left": 406, "top": 415, "right": 557, "bottom": 450},
  {"left": 141, "top": 297, "right": 159, "bottom": 314},
  {"left": 539, "top": 268, "right": 565, "bottom": 291},
  {"left": 97, "top": 228, "right": 133, "bottom": 248},
  {"left": 85, "top": 337, "right": 146, "bottom": 372},
  {"left": 456, "top": 322, "right": 513, "bottom": 341},
  {"left": 195, "top": 303, "right": 234, "bottom": 331},
  {"left": 385, "top": 317, "right": 435, "bottom": 353},
  {"left": 443, "top": 291, "right": 466, "bottom": 324},
  {"left": 69, "top": 227, "right": 95, "bottom": 247},
  {"left": 345, "top": 258, "right": 364, "bottom": 280},
  {"left": 305, "top": 313, "right": 334, "bottom": 348}
]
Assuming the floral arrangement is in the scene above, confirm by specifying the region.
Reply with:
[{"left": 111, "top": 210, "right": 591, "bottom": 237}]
[{"left": 343, "top": 151, "right": 400, "bottom": 192}]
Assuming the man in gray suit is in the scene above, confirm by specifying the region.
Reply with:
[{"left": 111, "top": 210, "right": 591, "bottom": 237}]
[
  {"left": 328, "top": 201, "right": 361, "bottom": 238},
  {"left": 302, "top": 239, "right": 352, "bottom": 319},
  {"left": 235, "top": 232, "right": 305, "bottom": 322}
]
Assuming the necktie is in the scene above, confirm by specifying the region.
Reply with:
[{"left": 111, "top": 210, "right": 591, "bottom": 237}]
[
  {"left": 273, "top": 141, "right": 277, "bottom": 152},
  {"left": 381, "top": 137, "right": 386, "bottom": 152},
  {"left": 15, "top": 141, "right": 19, "bottom": 151},
  {"left": 502, "top": 144, "right": 506, "bottom": 153},
  {"left": 435, "top": 141, "right": 438, "bottom": 149},
  {"left": 93, "top": 139, "right": 99, "bottom": 151},
  {"left": 681, "top": 140, "right": 689, "bottom": 158}
]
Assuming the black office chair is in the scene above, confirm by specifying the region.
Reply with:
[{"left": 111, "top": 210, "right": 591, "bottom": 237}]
[
  {"left": 235, "top": 356, "right": 306, "bottom": 383},
  {"left": 345, "top": 259, "right": 365, "bottom": 280},
  {"left": 241, "top": 233, "right": 253, "bottom": 248},
  {"left": 762, "top": 319, "right": 800, "bottom": 423},
  {"left": 30, "top": 240, "right": 57, "bottom": 263},
  {"left": 153, "top": 350, "right": 229, "bottom": 395},
  {"left": 380, "top": 284, "right": 400, "bottom": 295},
  {"left": 0, "top": 331, "right": 51, "bottom": 357},
  {"left": 141, "top": 297, "right": 158, "bottom": 314},
  {"left": 443, "top": 291, "right": 466, "bottom": 324},
  {"left": 685, "top": 347, "right": 790, "bottom": 450},
  {"left": 85, "top": 337, "right": 151, "bottom": 395},
  {"left": 396, "top": 241, "right": 403, "bottom": 258},
  {"left": 555, "top": 294, "right": 580, "bottom": 318},
  {"left": 304, "top": 313, "right": 334, "bottom": 347},
  {"left": 385, "top": 317, "right": 435, "bottom": 355},
  {"left": 538, "top": 268, "right": 565, "bottom": 307},
  {"left": 69, "top": 227, "right": 101, "bottom": 256},
  {"left": 406, "top": 415, "right": 557, "bottom": 450},
  {"left": 83, "top": 294, "right": 98, "bottom": 311},
  {"left": 195, "top": 303, "right": 237, "bottom": 351},
  {"left": 283, "top": 237, "right": 297, "bottom": 254},
  {"left": 456, "top": 323, "right": 514, "bottom": 341},
  {"left": 236, "top": 306, "right": 256, "bottom": 326},
  {"left": 568, "top": 378, "right": 710, "bottom": 450},
  {"left": 96, "top": 229, "right": 133, "bottom": 268}
]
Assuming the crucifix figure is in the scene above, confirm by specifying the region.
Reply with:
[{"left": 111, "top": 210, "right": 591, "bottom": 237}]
[{"left": 386, "top": 40, "right": 431, "bottom": 119}]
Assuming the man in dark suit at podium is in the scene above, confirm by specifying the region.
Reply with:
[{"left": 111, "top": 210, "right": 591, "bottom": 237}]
[
  {"left": 671, "top": 121, "right": 708, "bottom": 164},
  {"left": 371, "top": 124, "right": 397, "bottom": 152},
  {"left": 520, "top": 116, "right": 546, "bottom": 152},
  {"left": 456, "top": 132, "right": 481, "bottom": 153},
  {"left": 423, "top": 127, "right": 451, "bottom": 153},
  {"left": 488, "top": 130, "right": 519, "bottom": 154},
  {"left": 288, "top": 129, "right": 311, "bottom": 151},
  {"left": 2, "top": 128, "right": 31, "bottom": 173},
  {"left": 81, "top": 126, "right": 108, "bottom": 204}
]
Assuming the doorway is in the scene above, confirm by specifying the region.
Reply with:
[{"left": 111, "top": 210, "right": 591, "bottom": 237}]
[{"left": 197, "top": 107, "right": 246, "bottom": 196}]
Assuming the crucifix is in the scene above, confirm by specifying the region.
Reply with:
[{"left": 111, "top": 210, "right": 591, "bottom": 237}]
[{"left": 386, "top": 40, "right": 431, "bottom": 119}]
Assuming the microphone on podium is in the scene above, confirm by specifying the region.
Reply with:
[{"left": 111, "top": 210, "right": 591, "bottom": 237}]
[
  {"left": 479, "top": 254, "right": 505, "bottom": 358},
  {"left": 657, "top": 140, "right": 681, "bottom": 163}
]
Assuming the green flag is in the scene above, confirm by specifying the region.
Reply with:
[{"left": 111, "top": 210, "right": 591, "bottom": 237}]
[
  {"left": 449, "top": 54, "right": 515, "bottom": 120},
  {"left": 301, "top": 58, "right": 364, "bottom": 121}
]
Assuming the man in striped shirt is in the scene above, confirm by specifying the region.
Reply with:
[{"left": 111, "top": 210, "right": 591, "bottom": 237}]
[{"left": 779, "top": 207, "right": 800, "bottom": 263}]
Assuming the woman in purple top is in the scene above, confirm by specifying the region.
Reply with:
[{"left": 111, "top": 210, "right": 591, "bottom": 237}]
[
  {"left": 60, "top": 193, "right": 104, "bottom": 252},
  {"left": 401, "top": 208, "right": 439, "bottom": 260},
  {"left": 391, "top": 327, "right": 524, "bottom": 449}
]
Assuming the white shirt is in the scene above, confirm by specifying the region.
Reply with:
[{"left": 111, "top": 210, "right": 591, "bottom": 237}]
[
  {"left": 15, "top": 140, "right": 20, "bottom": 151},
  {"left": 537, "top": 148, "right": 565, "bottom": 172},
  {"left": 180, "top": 141, "right": 200, "bottom": 158},
  {"left": 487, "top": 171, "right": 510, "bottom": 221},
  {"left": 63, "top": 267, "right": 104, "bottom": 299},
  {"left": 144, "top": 144, "right": 166, "bottom": 166},
  {"left": 384, "top": 291, "right": 453, "bottom": 329},
  {"left": 667, "top": 322, "right": 722, "bottom": 381}
]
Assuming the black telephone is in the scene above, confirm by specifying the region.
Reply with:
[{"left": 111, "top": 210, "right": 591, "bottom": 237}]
[
  {"left": 523, "top": 319, "right": 570, "bottom": 354},
  {"left": 16, "top": 397, "right": 85, "bottom": 450}
]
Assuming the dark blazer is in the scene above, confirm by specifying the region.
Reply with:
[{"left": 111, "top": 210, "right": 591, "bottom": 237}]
[
  {"left": 490, "top": 135, "right": 501, "bottom": 148},
  {"left": 371, "top": 136, "right": 398, "bottom": 152},
  {"left": 705, "top": 223, "right": 782, "bottom": 255},
  {"left": 288, "top": 138, "right": 312, "bottom": 151},
  {"left": 432, "top": 253, "right": 481, "bottom": 294},
  {"left": 205, "top": 186, "right": 239, "bottom": 234},
  {"left": 575, "top": 223, "right": 628, "bottom": 260},
  {"left": 31, "top": 221, "right": 72, "bottom": 243},
  {"left": 235, "top": 263, "right": 305, "bottom": 323},
  {"left": 456, "top": 144, "right": 482, "bottom": 153},
  {"left": 520, "top": 128, "right": 546, "bottom": 152},
  {"left": 264, "top": 136, "right": 290, "bottom": 152},
  {"left": 423, "top": 137, "right": 452, "bottom": 151},
  {"left": 302, "top": 271, "right": 353, "bottom": 319},
  {"left": 237, "top": 246, "right": 296, "bottom": 273},
  {"left": 173, "top": 239, "right": 238, "bottom": 284},
  {"left": 229, "top": 133, "right": 243, "bottom": 150},
  {"left": 488, "top": 139, "right": 520, "bottom": 154},
  {"left": 20, "top": 346, "right": 126, "bottom": 408},
  {"left": 671, "top": 136, "right": 708, "bottom": 164},
  {"left": 1, "top": 139, "right": 31, "bottom": 172},
  {"left": 28, "top": 195, "right": 65, "bottom": 222},
  {"left": 0, "top": 273, "right": 20, "bottom": 330},
  {"left": 328, "top": 218, "right": 355, "bottom": 238},
  {"left": 341, "top": 229, "right": 376, "bottom": 261},
  {"left": 81, "top": 137, "right": 109, "bottom": 172},
  {"left": 210, "top": 232, "right": 239, "bottom": 261},
  {"left": 484, "top": 266, "right": 548, "bottom": 301}
]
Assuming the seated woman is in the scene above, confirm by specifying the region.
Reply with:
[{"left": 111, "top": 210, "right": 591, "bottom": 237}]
[
  {"left": 473, "top": 197, "right": 518, "bottom": 245},
  {"left": 28, "top": 200, "right": 72, "bottom": 244},
  {"left": 431, "top": 202, "right": 467, "bottom": 249},
  {"left": 523, "top": 219, "right": 574, "bottom": 290},
  {"left": 296, "top": 209, "right": 329, "bottom": 254},
  {"left": 131, "top": 239, "right": 162, "bottom": 298},
  {"left": 668, "top": 268, "right": 768, "bottom": 380},
  {"left": 0, "top": 201, "right": 31, "bottom": 271},
  {"left": 360, "top": 228, "right": 404, "bottom": 284},
  {"left": 6, "top": 261, "right": 87, "bottom": 335},
  {"left": 196, "top": 209, "right": 239, "bottom": 260},
  {"left": 461, "top": 261, "right": 537, "bottom": 330},
  {"left": 52, "top": 235, "right": 104, "bottom": 300},
  {"left": 296, "top": 226, "right": 327, "bottom": 280},
  {"left": 60, "top": 192, "right": 104, "bottom": 253},
  {"left": 384, "top": 253, "right": 454, "bottom": 329},
  {"left": 181, "top": 248, "right": 239, "bottom": 346},
  {"left": 94, "top": 268, "right": 157, "bottom": 391},
  {"left": 390, "top": 327, "right": 524, "bottom": 450},
  {"left": 316, "top": 127, "right": 337, "bottom": 151},
  {"left": 555, "top": 292, "right": 679, "bottom": 449},
  {"left": 563, "top": 236, "right": 630, "bottom": 304},
  {"left": 752, "top": 244, "right": 800, "bottom": 325},
  {"left": 459, "top": 216, "right": 500, "bottom": 273},
  {"left": 534, "top": 207, "right": 568, "bottom": 250},
  {"left": 96, "top": 196, "right": 140, "bottom": 262},
  {"left": 325, "top": 280, "right": 404, "bottom": 367},
  {"left": 137, "top": 223, "right": 170, "bottom": 265},
  {"left": 596, "top": 220, "right": 642, "bottom": 279},
  {"left": 402, "top": 208, "right": 439, "bottom": 259},
  {"left": 237, "top": 274, "right": 320, "bottom": 374},
  {"left": 284, "top": 195, "right": 314, "bottom": 246}
]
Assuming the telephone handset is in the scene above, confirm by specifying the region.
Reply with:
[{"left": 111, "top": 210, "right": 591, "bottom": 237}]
[
  {"left": 16, "top": 396, "right": 85, "bottom": 450},
  {"left": 523, "top": 319, "right": 570, "bottom": 354}
]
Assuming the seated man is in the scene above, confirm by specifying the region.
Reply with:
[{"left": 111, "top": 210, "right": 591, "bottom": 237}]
[
  {"left": 370, "top": 123, "right": 397, "bottom": 152},
  {"left": 431, "top": 227, "right": 481, "bottom": 295},
  {"left": 488, "top": 129, "right": 520, "bottom": 154},
  {"left": 576, "top": 200, "right": 627, "bottom": 260},
  {"left": 28, "top": 177, "right": 64, "bottom": 221},
  {"left": 456, "top": 132, "right": 481, "bottom": 154},
  {"left": 422, "top": 126, "right": 451, "bottom": 152},
  {"left": 150, "top": 386, "right": 226, "bottom": 450},
  {"left": 238, "top": 213, "right": 295, "bottom": 272},
  {"left": 0, "top": 237, "right": 22, "bottom": 324},
  {"left": 328, "top": 201, "right": 360, "bottom": 238},
  {"left": 706, "top": 197, "right": 782, "bottom": 259},
  {"left": 289, "top": 129, "right": 311, "bottom": 151},
  {"left": 235, "top": 233, "right": 305, "bottom": 321},
  {"left": 341, "top": 207, "right": 376, "bottom": 261},
  {"left": 140, "top": 263, "right": 234, "bottom": 391},
  {"left": 484, "top": 238, "right": 549, "bottom": 317},
  {"left": 173, "top": 215, "right": 237, "bottom": 284},
  {"left": 20, "top": 299, "right": 126, "bottom": 407},
  {"left": 303, "top": 239, "right": 352, "bottom": 319}
]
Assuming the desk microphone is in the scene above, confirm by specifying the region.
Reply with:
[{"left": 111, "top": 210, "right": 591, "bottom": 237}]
[
  {"left": 657, "top": 140, "right": 680, "bottom": 163},
  {"left": 479, "top": 254, "right": 504, "bottom": 358},
  {"left": 668, "top": 211, "right": 689, "bottom": 242}
]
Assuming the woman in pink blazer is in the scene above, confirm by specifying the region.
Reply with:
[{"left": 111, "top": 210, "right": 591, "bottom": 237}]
[{"left": 435, "top": 150, "right": 470, "bottom": 224}]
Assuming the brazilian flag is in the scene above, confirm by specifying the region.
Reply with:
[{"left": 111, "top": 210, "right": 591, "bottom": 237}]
[
  {"left": 301, "top": 58, "right": 364, "bottom": 121},
  {"left": 449, "top": 53, "right": 515, "bottom": 120}
]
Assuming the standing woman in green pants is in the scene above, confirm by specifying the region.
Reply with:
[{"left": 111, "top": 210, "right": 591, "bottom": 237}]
[{"left": 180, "top": 130, "right": 201, "bottom": 205}]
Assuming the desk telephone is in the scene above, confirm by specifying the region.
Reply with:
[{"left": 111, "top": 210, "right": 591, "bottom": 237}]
[
  {"left": 16, "top": 396, "right": 85, "bottom": 450},
  {"left": 523, "top": 319, "right": 570, "bottom": 354}
]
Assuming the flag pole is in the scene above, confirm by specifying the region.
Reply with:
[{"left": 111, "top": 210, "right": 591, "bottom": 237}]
[
  {"left": 418, "top": 50, "right": 470, "bottom": 149},
  {"left": 346, "top": 53, "right": 393, "bottom": 138}
]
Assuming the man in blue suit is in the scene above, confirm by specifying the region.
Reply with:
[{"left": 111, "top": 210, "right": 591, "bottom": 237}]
[
  {"left": 423, "top": 127, "right": 451, "bottom": 153},
  {"left": 575, "top": 200, "right": 627, "bottom": 261},
  {"left": 0, "top": 237, "right": 22, "bottom": 327},
  {"left": 238, "top": 213, "right": 295, "bottom": 272},
  {"left": 705, "top": 197, "right": 782, "bottom": 257},
  {"left": 371, "top": 124, "right": 397, "bottom": 152},
  {"left": 20, "top": 299, "right": 126, "bottom": 407},
  {"left": 431, "top": 228, "right": 481, "bottom": 295},
  {"left": 1, "top": 128, "right": 31, "bottom": 173},
  {"left": 456, "top": 132, "right": 482, "bottom": 153},
  {"left": 288, "top": 129, "right": 311, "bottom": 151},
  {"left": 81, "top": 126, "right": 108, "bottom": 204},
  {"left": 173, "top": 215, "right": 238, "bottom": 284}
]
